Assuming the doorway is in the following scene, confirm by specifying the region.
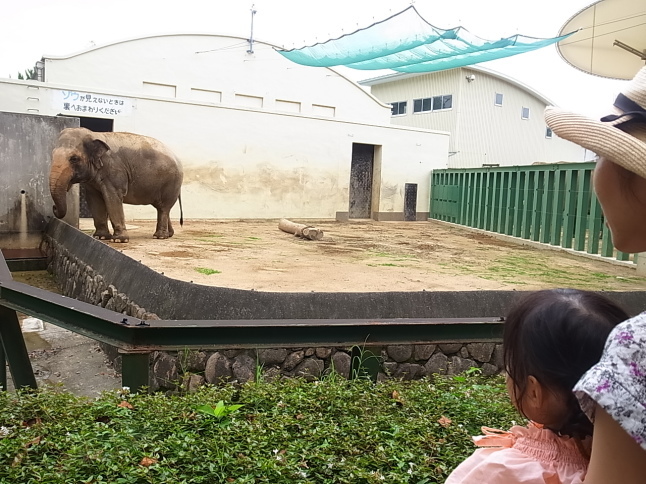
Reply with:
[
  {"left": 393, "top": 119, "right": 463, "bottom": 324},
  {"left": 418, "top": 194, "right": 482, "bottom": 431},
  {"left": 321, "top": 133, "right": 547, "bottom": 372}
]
[{"left": 349, "top": 143, "right": 375, "bottom": 219}]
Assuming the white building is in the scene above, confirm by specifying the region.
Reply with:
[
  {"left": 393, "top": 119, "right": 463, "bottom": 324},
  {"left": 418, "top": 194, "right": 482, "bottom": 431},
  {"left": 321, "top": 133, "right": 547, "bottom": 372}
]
[
  {"left": 360, "top": 66, "right": 586, "bottom": 169},
  {"left": 0, "top": 34, "right": 450, "bottom": 222}
]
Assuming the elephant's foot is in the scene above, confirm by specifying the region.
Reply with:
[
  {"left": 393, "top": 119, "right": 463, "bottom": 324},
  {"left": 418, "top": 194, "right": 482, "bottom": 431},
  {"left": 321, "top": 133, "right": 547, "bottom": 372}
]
[
  {"left": 93, "top": 230, "right": 113, "bottom": 240},
  {"left": 153, "top": 230, "right": 170, "bottom": 239},
  {"left": 112, "top": 230, "right": 130, "bottom": 243}
]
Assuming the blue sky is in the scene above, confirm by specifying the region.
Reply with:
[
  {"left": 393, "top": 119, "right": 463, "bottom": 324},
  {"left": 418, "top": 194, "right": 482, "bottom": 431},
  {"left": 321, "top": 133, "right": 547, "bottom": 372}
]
[{"left": 0, "top": 0, "right": 626, "bottom": 119}]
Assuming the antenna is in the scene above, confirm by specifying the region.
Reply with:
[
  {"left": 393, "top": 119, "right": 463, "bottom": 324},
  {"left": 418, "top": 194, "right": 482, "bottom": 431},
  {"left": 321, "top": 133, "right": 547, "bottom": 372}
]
[{"left": 247, "top": 5, "right": 257, "bottom": 54}]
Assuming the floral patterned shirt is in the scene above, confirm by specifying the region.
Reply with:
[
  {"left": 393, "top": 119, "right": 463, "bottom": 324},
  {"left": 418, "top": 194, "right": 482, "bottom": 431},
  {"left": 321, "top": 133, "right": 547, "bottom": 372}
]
[{"left": 574, "top": 312, "right": 646, "bottom": 450}]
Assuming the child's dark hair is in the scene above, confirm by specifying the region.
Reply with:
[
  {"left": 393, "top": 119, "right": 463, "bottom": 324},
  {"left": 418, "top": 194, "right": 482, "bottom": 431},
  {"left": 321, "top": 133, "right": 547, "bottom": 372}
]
[{"left": 503, "top": 288, "right": 628, "bottom": 438}]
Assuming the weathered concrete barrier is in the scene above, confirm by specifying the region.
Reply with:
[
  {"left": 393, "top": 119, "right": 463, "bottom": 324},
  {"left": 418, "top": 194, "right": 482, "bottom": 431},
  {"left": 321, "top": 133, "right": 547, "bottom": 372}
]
[{"left": 43, "top": 218, "right": 646, "bottom": 391}]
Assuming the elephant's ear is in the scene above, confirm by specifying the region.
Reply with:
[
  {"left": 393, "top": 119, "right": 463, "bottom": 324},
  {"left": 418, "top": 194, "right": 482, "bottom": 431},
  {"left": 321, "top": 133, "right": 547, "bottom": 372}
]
[{"left": 86, "top": 137, "right": 110, "bottom": 169}]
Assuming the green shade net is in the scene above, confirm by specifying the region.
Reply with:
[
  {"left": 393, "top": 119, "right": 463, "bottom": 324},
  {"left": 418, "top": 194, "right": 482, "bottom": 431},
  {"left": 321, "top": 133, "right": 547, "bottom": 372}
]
[{"left": 277, "top": 6, "right": 574, "bottom": 73}]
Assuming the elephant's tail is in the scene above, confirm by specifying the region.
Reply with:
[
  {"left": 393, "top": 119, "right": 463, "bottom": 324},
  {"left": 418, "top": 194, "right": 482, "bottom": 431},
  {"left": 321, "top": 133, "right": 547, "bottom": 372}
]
[{"left": 179, "top": 194, "right": 184, "bottom": 227}]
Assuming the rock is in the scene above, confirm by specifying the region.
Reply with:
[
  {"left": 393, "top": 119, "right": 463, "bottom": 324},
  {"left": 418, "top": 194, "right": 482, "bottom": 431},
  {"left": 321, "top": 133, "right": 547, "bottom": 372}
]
[
  {"left": 232, "top": 354, "right": 256, "bottom": 383},
  {"left": 448, "top": 356, "right": 477, "bottom": 375},
  {"left": 480, "top": 363, "right": 499, "bottom": 376},
  {"left": 257, "top": 349, "right": 288, "bottom": 366},
  {"left": 261, "top": 366, "right": 282, "bottom": 382},
  {"left": 315, "top": 347, "right": 332, "bottom": 359},
  {"left": 153, "top": 353, "right": 178, "bottom": 389},
  {"left": 491, "top": 344, "right": 504, "bottom": 369},
  {"left": 386, "top": 345, "right": 413, "bottom": 363},
  {"left": 188, "top": 374, "right": 205, "bottom": 392},
  {"left": 184, "top": 350, "right": 209, "bottom": 372},
  {"left": 294, "top": 358, "right": 324, "bottom": 381},
  {"left": 438, "top": 343, "right": 462, "bottom": 354},
  {"left": 305, "top": 348, "right": 315, "bottom": 357},
  {"left": 413, "top": 344, "right": 436, "bottom": 361},
  {"left": 331, "top": 352, "right": 351, "bottom": 379},
  {"left": 460, "top": 347, "right": 469, "bottom": 358},
  {"left": 425, "top": 353, "right": 448, "bottom": 375},
  {"left": 283, "top": 350, "right": 305, "bottom": 371},
  {"left": 223, "top": 350, "right": 242, "bottom": 359},
  {"left": 204, "top": 352, "right": 232, "bottom": 385},
  {"left": 383, "top": 361, "right": 398, "bottom": 376},
  {"left": 393, "top": 363, "right": 418, "bottom": 380},
  {"left": 114, "top": 293, "right": 128, "bottom": 313},
  {"left": 467, "top": 343, "right": 495, "bottom": 363}
]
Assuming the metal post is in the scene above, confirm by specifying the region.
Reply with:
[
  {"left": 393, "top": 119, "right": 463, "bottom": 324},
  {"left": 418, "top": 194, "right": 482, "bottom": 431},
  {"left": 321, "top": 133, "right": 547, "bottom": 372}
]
[
  {"left": 120, "top": 352, "right": 151, "bottom": 393},
  {"left": 0, "top": 305, "right": 37, "bottom": 390},
  {"left": 0, "top": 333, "right": 5, "bottom": 391}
]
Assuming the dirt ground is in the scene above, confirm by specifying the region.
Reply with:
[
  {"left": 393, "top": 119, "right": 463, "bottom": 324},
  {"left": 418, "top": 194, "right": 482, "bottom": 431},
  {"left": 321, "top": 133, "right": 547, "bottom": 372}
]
[{"left": 82, "top": 218, "right": 646, "bottom": 292}]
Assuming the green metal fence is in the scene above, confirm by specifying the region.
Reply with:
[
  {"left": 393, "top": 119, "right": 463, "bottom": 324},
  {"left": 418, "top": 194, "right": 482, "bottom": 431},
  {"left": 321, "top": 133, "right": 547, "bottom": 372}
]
[{"left": 430, "top": 163, "right": 636, "bottom": 264}]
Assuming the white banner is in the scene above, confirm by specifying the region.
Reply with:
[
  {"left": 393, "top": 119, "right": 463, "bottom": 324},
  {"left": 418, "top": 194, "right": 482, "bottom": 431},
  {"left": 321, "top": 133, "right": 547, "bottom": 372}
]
[{"left": 52, "top": 90, "right": 133, "bottom": 117}]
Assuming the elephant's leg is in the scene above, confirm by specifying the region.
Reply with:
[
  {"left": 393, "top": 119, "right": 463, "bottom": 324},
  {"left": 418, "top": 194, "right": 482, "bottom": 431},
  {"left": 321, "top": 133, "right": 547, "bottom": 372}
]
[
  {"left": 102, "top": 189, "right": 129, "bottom": 243},
  {"left": 84, "top": 185, "right": 112, "bottom": 240},
  {"left": 153, "top": 207, "right": 171, "bottom": 239}
]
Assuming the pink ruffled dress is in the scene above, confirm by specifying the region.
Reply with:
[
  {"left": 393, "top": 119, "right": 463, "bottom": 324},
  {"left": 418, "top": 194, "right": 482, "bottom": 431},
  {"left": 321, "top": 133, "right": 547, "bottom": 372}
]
[{"left": 445, "top": 422, "right": 591, "bottom": 484}]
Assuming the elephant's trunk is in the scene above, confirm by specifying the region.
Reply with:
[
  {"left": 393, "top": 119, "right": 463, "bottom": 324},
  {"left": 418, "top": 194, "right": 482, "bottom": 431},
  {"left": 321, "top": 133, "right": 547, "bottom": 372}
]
[{"left": 49, "top": 150, "right": 74, "bottom": 219}]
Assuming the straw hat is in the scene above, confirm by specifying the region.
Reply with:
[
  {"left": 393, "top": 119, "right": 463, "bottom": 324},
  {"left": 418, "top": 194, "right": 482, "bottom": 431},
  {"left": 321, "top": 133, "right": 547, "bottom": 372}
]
[{"left": 544, "top": 66, "right": 646, "bottom": 179}]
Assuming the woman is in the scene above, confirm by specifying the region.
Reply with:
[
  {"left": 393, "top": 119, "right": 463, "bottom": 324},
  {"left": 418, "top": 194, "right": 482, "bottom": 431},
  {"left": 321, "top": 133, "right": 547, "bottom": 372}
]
[{"left": 545, "top": 66, "right": 646, "bottom": 483}]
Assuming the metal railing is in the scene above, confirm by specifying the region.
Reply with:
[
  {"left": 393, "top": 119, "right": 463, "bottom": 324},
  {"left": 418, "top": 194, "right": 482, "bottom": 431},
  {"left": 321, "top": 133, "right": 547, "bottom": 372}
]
[
  {"left": 0, "top": 252, "right": 503, "bottom": 392},
  {"left": 430, "top": 163, "right": 635, "bottom": 263}
]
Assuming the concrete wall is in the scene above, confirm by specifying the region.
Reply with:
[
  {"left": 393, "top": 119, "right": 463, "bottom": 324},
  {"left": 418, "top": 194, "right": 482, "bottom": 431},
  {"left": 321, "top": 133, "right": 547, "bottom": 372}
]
[
  {"left": 0, "top": 112, "right": 79, "bottom": 249},
  {"left": 0, "top": 34, "right": 451, "bottom": 222}
]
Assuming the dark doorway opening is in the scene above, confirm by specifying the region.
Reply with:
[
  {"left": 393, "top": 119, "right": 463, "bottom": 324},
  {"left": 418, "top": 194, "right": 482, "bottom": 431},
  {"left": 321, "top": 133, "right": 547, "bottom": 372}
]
[
  {"left": 58, "top": 116, "right": 114, "bottom": 217},
  {"left": 349, "top": 143, "right": 375, "bottom": 219},
  {"left": 404, "top": 183, "right": 418, "bottom": 221}
]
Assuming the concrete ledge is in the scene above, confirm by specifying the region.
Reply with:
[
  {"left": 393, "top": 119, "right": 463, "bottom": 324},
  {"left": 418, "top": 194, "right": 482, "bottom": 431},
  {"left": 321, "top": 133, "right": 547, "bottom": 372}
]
[
  {"left": 431, "top": 219, "right": 636, "bottom": 270},
  {"left": 44, "top": 218, "right": 646, "bottom": 321}
]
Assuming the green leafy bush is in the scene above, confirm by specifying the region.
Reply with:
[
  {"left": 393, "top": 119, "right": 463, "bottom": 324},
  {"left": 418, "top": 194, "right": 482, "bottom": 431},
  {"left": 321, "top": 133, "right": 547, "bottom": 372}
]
[{"left": 0, "top": 374, "right": 518, "bottom": 483}]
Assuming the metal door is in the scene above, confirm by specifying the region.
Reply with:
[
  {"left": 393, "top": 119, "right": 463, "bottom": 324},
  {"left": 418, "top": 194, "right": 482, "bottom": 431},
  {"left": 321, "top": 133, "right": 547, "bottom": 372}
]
[{"left": 349, "top": 143, "right": 374, "bottom": 219}]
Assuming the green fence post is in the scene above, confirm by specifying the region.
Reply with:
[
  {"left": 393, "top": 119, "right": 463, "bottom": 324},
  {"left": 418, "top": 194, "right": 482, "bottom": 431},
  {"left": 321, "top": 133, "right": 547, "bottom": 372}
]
[
  {"left": 550, "top": 170, "right": 566, "bottom": 246},
  {"left": 521, "top": 171, "right": 534, "bottom": 239},
  {"left": 497, "top": 171, "right": 508, "bottom": 233},
  {"left": 574, "top": 170, "right": 592, "bottom": 251},
  {"left": 562, "top": 170, "right": 577, "bottom": 248},
  {"left": 540, "top": 170, "right": 554, "bottom": 244},
  {"left": 476, "top": 172, "right": 486, "bottom": 229},
  {"left": 587, "top": 196, "right": 603, "bottom": 255},
  {"left": 616, "top": 251, "right": 631, "bottom": 262},
  {"left": 491, "top": 171, "right": 500, "bottom": 232},
  {"left": 513, "top": 172, "right": 524, "bottom": 237},
  {"left": 601, "top": 224, "right": 614, "bottom": 257},
  {"left": 0, "top": 305, "right": 37, "bottom": 390},
  {"left": 469, "top": 172, "right": 478, "bottom": 227},
  {"left": 458, "top": 172, "right": 468, "bottom": 225},
  {"left": 530, "top": 170, "right": 544, "bottom": 242},
  {"left": 506, "top": 172, "right": 518, "bottom": 236}
]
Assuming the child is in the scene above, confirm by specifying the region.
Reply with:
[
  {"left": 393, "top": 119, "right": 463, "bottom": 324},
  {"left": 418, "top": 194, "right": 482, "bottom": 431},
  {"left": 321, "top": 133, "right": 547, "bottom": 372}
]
[{"left": 445, "top": 289, "right": 629, "bottom": 484}]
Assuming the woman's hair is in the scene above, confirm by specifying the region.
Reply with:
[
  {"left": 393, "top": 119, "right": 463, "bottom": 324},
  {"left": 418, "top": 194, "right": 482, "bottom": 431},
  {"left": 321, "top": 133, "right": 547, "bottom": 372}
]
[{"left": 503, "top": 289, "right": 629, "bottom": 437}]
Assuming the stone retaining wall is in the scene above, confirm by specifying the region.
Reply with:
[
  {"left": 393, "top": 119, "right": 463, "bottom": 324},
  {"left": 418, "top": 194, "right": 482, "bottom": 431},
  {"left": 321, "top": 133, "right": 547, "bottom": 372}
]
[{"left": 42, "top": 218, "right": 646, "bottom": 391}]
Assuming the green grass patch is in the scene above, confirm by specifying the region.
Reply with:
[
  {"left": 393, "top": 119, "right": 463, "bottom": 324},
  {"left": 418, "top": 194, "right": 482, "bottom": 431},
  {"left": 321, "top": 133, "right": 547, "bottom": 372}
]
[
  {"left": 0, "top": 374, "right": 517, "bottom": 483},
  {"left": 194, "top": 267, "right": 221, "bottom": 275}
]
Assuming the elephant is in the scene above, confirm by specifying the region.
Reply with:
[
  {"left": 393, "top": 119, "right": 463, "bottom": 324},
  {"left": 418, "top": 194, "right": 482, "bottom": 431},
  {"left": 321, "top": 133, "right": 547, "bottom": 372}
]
[{"left": 49, "top": 127, "right": 183, "bottom": 242}]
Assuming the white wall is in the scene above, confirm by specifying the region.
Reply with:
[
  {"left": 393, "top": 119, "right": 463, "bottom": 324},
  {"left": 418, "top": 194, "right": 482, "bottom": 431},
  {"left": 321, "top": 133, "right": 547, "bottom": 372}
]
[
  {"left": 366, "top": 68, "right": 585, "bottom": 168},
  {"left": 0, "top": 66, "right": 448, "bottom": 221}
]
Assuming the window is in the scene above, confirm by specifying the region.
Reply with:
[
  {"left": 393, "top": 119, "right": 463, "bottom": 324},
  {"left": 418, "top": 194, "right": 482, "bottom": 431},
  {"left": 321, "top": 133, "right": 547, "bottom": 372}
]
[
  {"left": 391, "top": 101, "right": 407, "bottom": 116},
  {"left": 546, "top": 127, "right": 553, "bottom": 139},
  {"left": 521, "top": 107, "right": 530, "bottom": 120},
  {"left": 412, "top": 95, "right": 452, "bottom": 113},
  {"left": 495, "top": 93, "right": 503, "bottom": 106}
]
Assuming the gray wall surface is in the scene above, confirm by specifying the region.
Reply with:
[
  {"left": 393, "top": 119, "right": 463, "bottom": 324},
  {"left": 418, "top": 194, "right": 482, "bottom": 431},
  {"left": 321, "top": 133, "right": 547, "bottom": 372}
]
[{"left": 0, "top": 111, "right": 79, "bottom": 248}]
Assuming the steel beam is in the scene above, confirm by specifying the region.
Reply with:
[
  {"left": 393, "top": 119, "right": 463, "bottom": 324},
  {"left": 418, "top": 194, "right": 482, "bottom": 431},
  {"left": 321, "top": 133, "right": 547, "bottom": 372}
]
[{"left": 0, "top": 305, "right": 37, "bottom": 390}]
